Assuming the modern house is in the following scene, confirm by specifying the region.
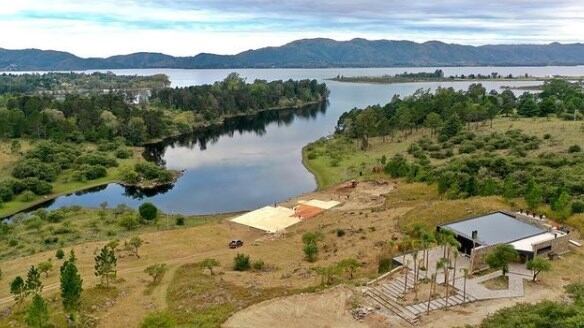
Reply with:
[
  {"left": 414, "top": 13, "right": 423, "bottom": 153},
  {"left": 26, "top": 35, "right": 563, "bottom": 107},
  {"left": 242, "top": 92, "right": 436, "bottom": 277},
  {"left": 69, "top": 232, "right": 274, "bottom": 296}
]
[{"left": 437, "top": 211, "right": 572, "bottom": 272}]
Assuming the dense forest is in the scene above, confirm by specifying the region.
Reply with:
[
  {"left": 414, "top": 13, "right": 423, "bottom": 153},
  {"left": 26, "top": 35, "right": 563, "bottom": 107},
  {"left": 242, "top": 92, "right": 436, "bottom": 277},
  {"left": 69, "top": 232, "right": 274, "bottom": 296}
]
[
  {"left": 0, "top": 73, "right": 328, "bottom": 145},
  {"left": 336, "top": 79, "right": 584, "bottom": 217},
  {"left": 151, "top": 73, "right": 328, "bottom": 119},
  {"left": 0, "top": 72, "right": 170, "bottom": 95}
]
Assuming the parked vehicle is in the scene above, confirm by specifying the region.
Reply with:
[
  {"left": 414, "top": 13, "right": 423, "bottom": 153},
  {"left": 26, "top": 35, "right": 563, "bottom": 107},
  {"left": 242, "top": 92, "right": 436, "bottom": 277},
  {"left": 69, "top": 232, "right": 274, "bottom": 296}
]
[{"left": 229, "top": 240, "right": 244, "bottom": 249}]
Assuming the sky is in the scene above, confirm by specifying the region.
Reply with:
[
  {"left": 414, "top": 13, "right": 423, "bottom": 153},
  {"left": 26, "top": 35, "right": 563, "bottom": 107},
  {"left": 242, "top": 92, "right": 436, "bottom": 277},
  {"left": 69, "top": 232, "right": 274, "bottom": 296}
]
[{"left": 1, "top": 0, "right": 583, "bottom": 57}]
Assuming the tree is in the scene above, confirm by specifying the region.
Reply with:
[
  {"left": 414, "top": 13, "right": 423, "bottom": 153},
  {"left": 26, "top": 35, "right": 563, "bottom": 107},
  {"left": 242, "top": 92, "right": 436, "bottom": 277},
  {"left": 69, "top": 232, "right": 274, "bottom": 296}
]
[
  {"left": 25, "top": 294, "right": 49, "bottom": 328},
  {"left": 233, "top": 253, "right": 251, "bottom": 271},
  {"left": 144, "top": 264, "right": 167, "bottom": 284},
  {"left": 486, "top": 244, "right": 518, "bottom": 276},
  {"left": 552, "top": 190, "right": 572, "bottom": 219},
  {"left": 95, "top": 245, "right": 117, "bottom": 287},
  {"left": 139, "top": 202, "right": 158, "bottom": 221},
  {"left": 25, "top": 266, "right": 43, "bottom": 296},
  {"left": 525, "top": 179, "right": 543, "bottom": 210},
  {"left": 125, "top": 236, "right": 143, "bottom": 258},
  {"left": 60, "top": 258, "right": 82, "bottom": 317},
  {"left": 201, "top": 258, "right": 220, "bottom": 275},
  {"left": 441, "top": 113, "right": 463, "bottom": 139},
  {"left": 337, "top": 258, "right": 361, "bottom": 280},
  {"left": 314, "top": 264, "right": 340, "bottom": 286},
  {"left": 526, "top": 257, "right": 551, "bottom": 282},
  {"left": 10, "top": 276, "right": 26, "bottom": 303},
  {"left": 37, "top": 260, "right": 53, "bottom": 278},
  {"left": 303, "top": 241, "right": 318, "bottom": 262},
  {"left": 424, "top": 112, "right": 443, "bottom": 136}
]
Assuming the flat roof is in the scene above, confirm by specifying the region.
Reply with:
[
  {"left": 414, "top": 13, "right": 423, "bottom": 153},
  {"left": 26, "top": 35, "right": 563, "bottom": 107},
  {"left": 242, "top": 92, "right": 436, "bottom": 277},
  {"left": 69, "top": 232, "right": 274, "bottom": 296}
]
[
  {"left": 440, "top": 212, "right": 546, "bottom": 245},
  {"left": 510, "top": 231, "right": 566, "bottom": 252}
]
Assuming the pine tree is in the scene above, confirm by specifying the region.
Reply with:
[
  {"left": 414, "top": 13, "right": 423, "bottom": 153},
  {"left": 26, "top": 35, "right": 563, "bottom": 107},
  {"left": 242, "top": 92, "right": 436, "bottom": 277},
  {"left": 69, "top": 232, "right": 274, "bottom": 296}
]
[
  {"left": 10, "top": 276, "right": 25, "bottom": 303},
  {"left": 25, "top": 266, "right": 43, "bottom": 296},
  {"left": 95, "top": 246, "right": 117, "bottom": 287},
  {"left": 60, "top": 258, "right": 83, "bottom": 315},
  {"left": 25, "top": 294, "right": 49, "bottom": 328}
]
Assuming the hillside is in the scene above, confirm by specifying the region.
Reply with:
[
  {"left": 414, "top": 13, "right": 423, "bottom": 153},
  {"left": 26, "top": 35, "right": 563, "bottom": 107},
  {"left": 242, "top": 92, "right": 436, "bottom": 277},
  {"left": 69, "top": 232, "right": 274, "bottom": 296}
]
[{"left": 3, "top": 39, "right": 584, "bottom": 70}]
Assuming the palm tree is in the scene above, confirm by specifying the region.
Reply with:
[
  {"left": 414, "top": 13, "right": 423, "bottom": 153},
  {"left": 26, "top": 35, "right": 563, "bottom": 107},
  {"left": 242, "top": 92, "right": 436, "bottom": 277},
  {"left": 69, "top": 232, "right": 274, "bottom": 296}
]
[
  {"left": 427, "top": 272, "right": 437, "bottom": 315},
  {"left": 398, "top": 238, "right": 414, "bottom": 294},
  {"left": 420, "top": 231, "right": 436, "bottom": 280},
  {"left": 436, "top": 257, "right": 449, "bottom": 309},
  {"left": 461, "top": 268, "right": 469, "bottom": 303}
]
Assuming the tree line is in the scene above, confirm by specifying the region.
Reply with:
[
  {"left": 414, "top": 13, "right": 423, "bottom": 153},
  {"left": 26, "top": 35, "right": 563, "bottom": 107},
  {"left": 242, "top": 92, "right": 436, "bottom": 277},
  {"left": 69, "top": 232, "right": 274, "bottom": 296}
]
[{"left": 0, "top": 73, "right": 329, "bottom": 146}]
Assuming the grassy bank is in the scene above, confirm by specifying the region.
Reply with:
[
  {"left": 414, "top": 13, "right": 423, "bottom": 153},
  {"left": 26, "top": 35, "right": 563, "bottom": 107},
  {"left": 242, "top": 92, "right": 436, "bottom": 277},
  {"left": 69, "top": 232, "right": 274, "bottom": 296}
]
[
  {"left": 304, "top": 117, "right": 584, "bottom": 189},
  {"left": 0, "top": 144, "right": 144, "bottom": 218}
]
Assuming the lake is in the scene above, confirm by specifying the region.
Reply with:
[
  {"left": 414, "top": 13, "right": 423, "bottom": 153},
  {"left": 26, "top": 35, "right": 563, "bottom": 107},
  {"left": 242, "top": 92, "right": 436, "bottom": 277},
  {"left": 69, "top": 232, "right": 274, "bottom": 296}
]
[{"left": 30, "top": 66, "right": 584, "bottom": 215}]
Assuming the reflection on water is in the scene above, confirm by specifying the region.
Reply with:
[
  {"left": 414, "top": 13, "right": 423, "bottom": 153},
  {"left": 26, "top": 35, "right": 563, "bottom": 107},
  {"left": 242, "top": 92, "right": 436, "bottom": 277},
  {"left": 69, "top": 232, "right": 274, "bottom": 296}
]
[
  {"left": 144, "top": 103, "right": 327, "bottom": 166},
  {"left": 29, "top": 103, "right": 328, "bottom": 215},
  {"left": 18, "top": 66, "right": 584, "bottom": 216}
]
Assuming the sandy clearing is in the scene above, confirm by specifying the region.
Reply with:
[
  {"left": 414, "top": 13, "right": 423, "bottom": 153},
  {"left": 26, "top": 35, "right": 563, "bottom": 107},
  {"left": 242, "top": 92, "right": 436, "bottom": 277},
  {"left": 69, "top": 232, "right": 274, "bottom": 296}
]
[{"left": 231, "top": 206, "right": 299, "bottom": 233}]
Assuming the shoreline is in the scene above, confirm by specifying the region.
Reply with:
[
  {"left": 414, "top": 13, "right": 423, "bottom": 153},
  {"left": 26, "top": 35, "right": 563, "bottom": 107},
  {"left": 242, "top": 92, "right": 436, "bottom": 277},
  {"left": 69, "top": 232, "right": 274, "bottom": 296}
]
[
  {"left": 0, "top": 99, "right": 326, "bottom": 219},
  {"left": 327, "top": 76, "right": 583, "bottom": 85}
]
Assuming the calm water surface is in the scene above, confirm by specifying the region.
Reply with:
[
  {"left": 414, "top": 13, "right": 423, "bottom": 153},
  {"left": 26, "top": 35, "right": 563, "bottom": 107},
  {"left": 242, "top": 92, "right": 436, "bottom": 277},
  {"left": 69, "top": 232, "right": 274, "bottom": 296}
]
[{"left": 32, "top": 66, "right": 584, "bottom": 215}]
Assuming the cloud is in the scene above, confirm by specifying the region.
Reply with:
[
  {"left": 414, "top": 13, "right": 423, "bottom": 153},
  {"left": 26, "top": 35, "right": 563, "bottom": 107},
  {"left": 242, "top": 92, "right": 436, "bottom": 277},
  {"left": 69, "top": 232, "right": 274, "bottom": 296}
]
[{"left": 1, "top": 0, "right": 583, "bottom": 57}]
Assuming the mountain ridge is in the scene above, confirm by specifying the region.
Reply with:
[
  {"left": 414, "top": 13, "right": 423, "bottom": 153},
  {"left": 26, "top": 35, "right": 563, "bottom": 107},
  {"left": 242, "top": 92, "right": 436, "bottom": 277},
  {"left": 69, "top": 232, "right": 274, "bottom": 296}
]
[{"left": 2, "top": 38, "right": 584, "bottom": 71}]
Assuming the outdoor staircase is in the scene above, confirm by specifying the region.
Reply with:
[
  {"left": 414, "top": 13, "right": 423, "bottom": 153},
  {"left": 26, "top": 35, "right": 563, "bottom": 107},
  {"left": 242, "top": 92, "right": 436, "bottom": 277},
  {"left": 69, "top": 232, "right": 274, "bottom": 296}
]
[{"left": 363, "top": 269, "right": 476, "bottom": 326}]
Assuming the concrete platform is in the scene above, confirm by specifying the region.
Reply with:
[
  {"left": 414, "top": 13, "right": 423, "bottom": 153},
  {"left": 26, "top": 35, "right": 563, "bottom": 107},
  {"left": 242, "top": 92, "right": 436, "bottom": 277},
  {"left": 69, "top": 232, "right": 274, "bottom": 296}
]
[{"left": 231, "top": 206, "right": 299, "bottom": 233}]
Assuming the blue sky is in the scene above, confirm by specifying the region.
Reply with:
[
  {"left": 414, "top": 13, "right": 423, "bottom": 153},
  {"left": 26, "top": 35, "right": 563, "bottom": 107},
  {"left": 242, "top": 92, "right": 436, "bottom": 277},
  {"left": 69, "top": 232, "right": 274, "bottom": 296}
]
[{"left": 1, "top": 0, "right": 583, "bottom": 57}]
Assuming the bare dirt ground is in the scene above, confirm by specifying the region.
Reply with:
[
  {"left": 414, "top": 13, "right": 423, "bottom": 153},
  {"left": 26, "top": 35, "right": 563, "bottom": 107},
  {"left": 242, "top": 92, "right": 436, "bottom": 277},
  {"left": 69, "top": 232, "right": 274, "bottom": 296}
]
[{"left": 223, "top": 286, "right": 369, "bottom": 328}]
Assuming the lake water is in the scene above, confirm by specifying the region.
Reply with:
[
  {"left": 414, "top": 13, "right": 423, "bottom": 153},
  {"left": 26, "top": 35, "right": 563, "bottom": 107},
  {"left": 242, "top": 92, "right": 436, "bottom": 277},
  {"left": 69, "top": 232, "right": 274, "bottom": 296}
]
[{"left": 28, "top": 66, "right": 584, "bottom": 215}]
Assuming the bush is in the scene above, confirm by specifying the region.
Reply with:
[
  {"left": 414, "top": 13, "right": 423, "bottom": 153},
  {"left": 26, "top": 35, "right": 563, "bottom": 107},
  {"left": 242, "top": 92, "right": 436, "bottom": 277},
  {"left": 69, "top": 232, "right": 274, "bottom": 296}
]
[
  {"left": 140, "top": 311, "right": 175, "bottom": 328},
  {"left": 75, "top": 153, "right": 118, "bottom": 167},
  {"left": 0, "top": 184, "right": 14, "bottom": 202},
  {"left": 47, "top": 211, "right": 65, "bottom": 223},
  {"left": 73, "top": 164, "right": 107, "bottom": 181},
  {"left": 336, "top": 229, "right": 346, "bottom": 237},
  {"left": 115, "top": 148, "right": 133, "bottom": 159},
  {"left": 55, "top": 249, "right": 65, "bottom": 260},
  {"left": 568, "top": 145, "right": 582, "bottom": 153},
  {"left": 21, "top": 178, "right": 53, "bottom": 195},
  {"left": 119, "top": 214, "right": 139, "bottom": 230},
  {"left": 139, "top": 203, "right": 158, "bottom": 221},
  {"left": 135, "top": 162, "right": 173, "bottom": 183},
  {"left": 12, "top": 159, "right": 58, "bottom": 182},
  {"left": 378, "top": 257, "right": 393, "bottom": 274},
  {"left": 572, "top": 200, "right": 584, "bottom": 214},
  {"left": 21, "top": 190, "right": 36, "bottom": 202},
  {"left": 252, "top": 259, "right": 265, "bottom": 271},
  {"left": 175, "top": 216, "right": 185, "bottom": 226},
  {"left": 233, "top": 253, "right": 251, "bottom": 271}
]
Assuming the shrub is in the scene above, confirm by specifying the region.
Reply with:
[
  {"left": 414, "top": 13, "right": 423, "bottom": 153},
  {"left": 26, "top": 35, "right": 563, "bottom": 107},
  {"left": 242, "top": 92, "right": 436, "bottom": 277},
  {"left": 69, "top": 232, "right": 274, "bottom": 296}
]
[
  {"left": 115, "top": 148, "right": 132, "bottom": 159},
  {"left": 21, "top": 190, "right": 36, "bottom": 202},
  {"left": 9, "top": 239, "right": 18, "bottom": 247},
  {"left": 73, "top": 164, "right": 107, "bottom": 181},
  {"left": 0, "top": 184, "right": 14, "bottom": 202},
  {"left": 568, "top": 145, "right": 582, "bottom": 153},
  {"left": 47, "top": 211, "right": 65, "bottom": 223},
  {"left": 252, "top": 259, "right": 265, "bottom": 271},
  {"left": 175, "top": 216, "right": 185, "bottom": 226},
  {"left": 233, "top": 253, "right": 251, "bottom": 271},
  {"left": 303, "top": 241, "right": 318, "bottom": 262},
  {"left": 140, "top": 311, "right": 175, "bottom": 328},
  {"left": 12, "top": 159, "right": 58, "bottom": 182},
  {"left": 55, "top": 249, "right": 65, "bottom": 260},
  {"left": 139, "top": 203, "right": 158, "bottom": 221},
  {"left": 336, "top": 229, "right": 346, "bottom": 237},
  {"left": 543, "top": 133, "right": 551, "bottom": 140},
  {"left": 378, "top": 257, "right": 393, "bottom": 274},
  {"left": 119, "top": 214, "right": 139, "bottom": 230},
  {"left": 572, "top": 200, "right": 584, "bottom": 214},
  {"left": 75, "top": 153, "right": 118, "bottom": 167},
  {"left": 21, "top": 178, "right": 53, "bottom": 195}
]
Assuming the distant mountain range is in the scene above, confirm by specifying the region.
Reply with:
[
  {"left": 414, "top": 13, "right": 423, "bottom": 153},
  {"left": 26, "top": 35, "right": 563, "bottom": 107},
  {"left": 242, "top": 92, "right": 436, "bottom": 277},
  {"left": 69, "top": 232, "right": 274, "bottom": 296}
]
[{"left": 2, "top": 38, "right": 584, "bottom": 71}]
